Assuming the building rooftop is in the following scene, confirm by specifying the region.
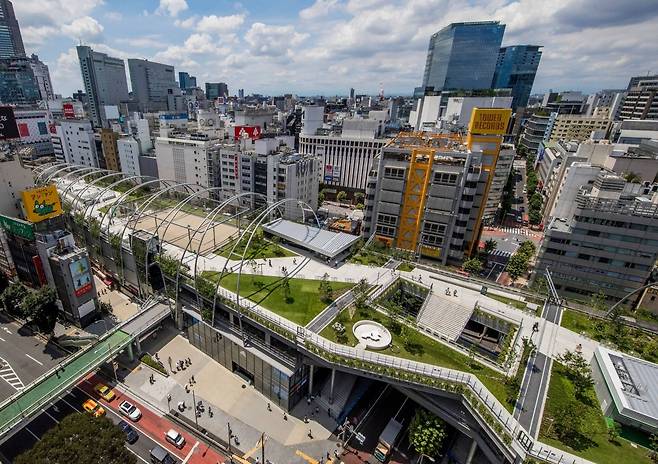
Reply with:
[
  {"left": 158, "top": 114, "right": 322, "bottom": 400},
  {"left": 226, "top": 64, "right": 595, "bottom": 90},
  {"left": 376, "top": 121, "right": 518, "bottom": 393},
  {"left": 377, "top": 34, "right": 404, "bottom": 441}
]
[
  {"left": 595, "top": 346, "right": 658, "bottom": 429},
  {"left": 262, "top": 219, "right": 361, "bottom": 259}
]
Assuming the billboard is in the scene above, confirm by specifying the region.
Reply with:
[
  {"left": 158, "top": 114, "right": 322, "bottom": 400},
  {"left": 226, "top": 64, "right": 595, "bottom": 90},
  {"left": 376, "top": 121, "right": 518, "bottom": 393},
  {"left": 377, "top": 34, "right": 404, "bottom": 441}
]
[
  {"left": 0, "top": 215, "right": 35, "bottom": 240},
  {"left": 468, "top": 108, "right": 512, "bottom": 135},
  {"left": 21, "top": 184, "right": 63, "bottom": 223},
  {"left": 0, "top": 106, "right": 19, "bottom": 140},
  {"left": 69, "top": 257, "right": 93, "bottom": 297},
  {"left": 63, "top": 103, "right": 75, "bottom": 119},
  {"left": 234, "top": 125, "right": 261, "bottom": 140},
  {"left": 324, "top": 164, "right": 341, "bottom": 183}
]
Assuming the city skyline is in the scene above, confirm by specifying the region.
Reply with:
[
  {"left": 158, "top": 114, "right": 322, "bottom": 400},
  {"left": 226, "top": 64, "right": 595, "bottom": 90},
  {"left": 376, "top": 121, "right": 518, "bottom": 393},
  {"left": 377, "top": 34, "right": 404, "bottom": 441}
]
[{"left": 12, "top": 0, "right": 658, "bottom": 98}]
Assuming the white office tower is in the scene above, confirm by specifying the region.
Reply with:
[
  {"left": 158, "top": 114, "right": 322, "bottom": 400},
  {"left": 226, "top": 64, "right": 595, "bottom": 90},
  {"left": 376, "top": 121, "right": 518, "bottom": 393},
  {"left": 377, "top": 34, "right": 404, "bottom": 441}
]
[
  {"left": 267, "top": 152, "right": 320, "bottom": 221},
  {"left": 117, "top": 136, "right": 141, "bottom": 177},
  {"left": 301, "top": 105, "right": 324, "bottom": 136},
  {"left": 51, "top": 120, "right": 100, "bottom": 167}
]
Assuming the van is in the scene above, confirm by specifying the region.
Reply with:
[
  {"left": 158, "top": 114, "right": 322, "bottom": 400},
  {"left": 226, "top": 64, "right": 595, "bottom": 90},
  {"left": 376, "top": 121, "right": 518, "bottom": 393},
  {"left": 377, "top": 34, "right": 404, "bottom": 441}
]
[{"left": 150, "top": 445, "right": 176, "bottom": 464}]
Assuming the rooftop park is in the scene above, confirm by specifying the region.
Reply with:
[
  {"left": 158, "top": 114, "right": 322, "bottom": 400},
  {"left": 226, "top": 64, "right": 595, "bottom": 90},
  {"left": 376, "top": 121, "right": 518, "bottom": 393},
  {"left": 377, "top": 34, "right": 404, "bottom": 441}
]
[
  {"left": 539, "top": 351, "right": 652, "bottom": 464},
  {"left": 202, "top": 271, "right": 353, "bottom": 326},
  {"left": 215, "top": 232, "right": 296, "bottom": 260}
]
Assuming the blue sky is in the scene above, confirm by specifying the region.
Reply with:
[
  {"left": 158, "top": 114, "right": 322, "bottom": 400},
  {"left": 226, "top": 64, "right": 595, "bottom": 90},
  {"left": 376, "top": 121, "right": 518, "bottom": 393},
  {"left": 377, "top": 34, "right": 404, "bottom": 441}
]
[{"left": 13, "top": 0, "right": 658, "bottom": 98}]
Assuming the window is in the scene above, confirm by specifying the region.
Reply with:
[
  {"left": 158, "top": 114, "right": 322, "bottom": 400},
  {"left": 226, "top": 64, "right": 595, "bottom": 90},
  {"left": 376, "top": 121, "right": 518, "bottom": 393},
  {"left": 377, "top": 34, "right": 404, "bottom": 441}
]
[
  {"left": 423, "top": 222, "right": 446, "bottom": 234},
  {"left": 377, "top": 214, "right": 397, "bottom": 226},
  {"left": 384, "top": 167, "right": 405, "bottom": 179},
  {"left": 433, "top": 172, "right": 458, "bottom": 185},
  {"left": 376, "top": 224, "right": 395, "bottom": 237}
]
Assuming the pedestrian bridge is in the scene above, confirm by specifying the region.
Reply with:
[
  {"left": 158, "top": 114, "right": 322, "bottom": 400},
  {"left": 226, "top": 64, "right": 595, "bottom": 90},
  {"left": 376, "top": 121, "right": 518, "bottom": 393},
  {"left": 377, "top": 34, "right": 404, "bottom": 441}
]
[{"left": 0, "top": 297, "right": 171, "bottom": 439}]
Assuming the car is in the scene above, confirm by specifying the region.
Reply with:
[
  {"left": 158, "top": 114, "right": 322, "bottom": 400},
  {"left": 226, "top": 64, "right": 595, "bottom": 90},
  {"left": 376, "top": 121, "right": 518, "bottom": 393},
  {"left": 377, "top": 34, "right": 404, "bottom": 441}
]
[
  {"left": 82, "top": 399, "right": 106, "bottom": 417},
  {"left": 150, "top": 445, "right": 176, "bottom": 464},
  {"left": 165, "top": 429, "right": 186, "bottom": 448},
  {"left": 94, "top": 383, "right": 116, "bottom": 402},
  {"left": 119, "top": 400, "right": 142, "bottom": 421},
  {"left": 118, "top": 420, "right": 139, "bottom": 444}
]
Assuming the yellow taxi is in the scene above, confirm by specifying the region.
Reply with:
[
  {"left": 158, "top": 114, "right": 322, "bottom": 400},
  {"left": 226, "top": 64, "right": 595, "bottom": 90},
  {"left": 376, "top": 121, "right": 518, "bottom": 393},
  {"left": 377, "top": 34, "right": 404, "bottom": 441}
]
[
  {"left": 83, "top": 399, "right": 106, "bottom": 417},
  {"left": 94, "top": 383, "right": 116, "bottom": 402}
]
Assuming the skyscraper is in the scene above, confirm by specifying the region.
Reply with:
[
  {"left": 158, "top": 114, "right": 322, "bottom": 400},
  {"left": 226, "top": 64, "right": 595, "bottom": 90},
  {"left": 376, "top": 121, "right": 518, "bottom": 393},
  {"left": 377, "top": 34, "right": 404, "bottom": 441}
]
[
  {"left": 205, "top": 82, "right": 228, "bottom": 100},
  {"left": 0, "top": 56, "right": 40, "bottom": 104},
  {"left": 0, "top": 0, "right": 25, "bottom": 58},
  {"left": 492, "top": 45, "right": 542, "bottom": 109},
  {"left": 29, "top": 54, "right": 54, "bottom": 100},
  {"left": 128, "top": 58, "right": 177, "bottom": 112},
  {"left": 77, "top": 45, "right": 129, "bottom": 128},
  {"left": 179, "top": 71, "right": 197, "bottom": 90},
  {"left": 421, "top": 21, "right": 505, "bottom": 92}
]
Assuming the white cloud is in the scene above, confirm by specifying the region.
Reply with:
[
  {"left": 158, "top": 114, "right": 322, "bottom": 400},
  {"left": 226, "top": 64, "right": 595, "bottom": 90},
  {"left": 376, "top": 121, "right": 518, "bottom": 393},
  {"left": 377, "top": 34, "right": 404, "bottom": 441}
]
[
  {"left": 174, "top": 16, "right": 198, "bottom": 29},
  {"left": 115, "top": 35, "right": 169, "bottom": 50},
  {"left": 196, "top": 14, "right": 246, "bottom": 34},
  {"left": 61, "top": 16, "right": 104, "bottom": 41},
  {"left": 106, "top": 11, "right": 123, "bottom": 21},
  {"left": 21, "top": 26, "right": 59, "bottom": 47},
  {"left": 156, "top": 0, "right": 189, "bottom": 17},
  {"left": 245, "top": 23, "right": 308, "bottom": 57},
  {"left": 300, "top": 0, "right": 341, "bottom": 20}
]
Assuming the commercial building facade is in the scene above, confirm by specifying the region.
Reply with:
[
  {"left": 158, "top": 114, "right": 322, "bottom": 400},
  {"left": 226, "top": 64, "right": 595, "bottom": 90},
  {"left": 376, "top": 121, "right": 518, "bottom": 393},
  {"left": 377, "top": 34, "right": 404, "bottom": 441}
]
[
  {"left": 14, "top": 109, "right": 53, "bottom": 157},
  {"left": 128, "top": 58, "right": 178, "bottom": 112},
  {"left": 28, "top": 54, "right": 53, "bottom": 100},
  {"left": 0, "top": 0, "right": 24, "bottom": 58},
  {"left": 492, "top": 45, "right": 542, "bottom": 109},
  {"left": 547, "top": 113, "right": 611, "bottom": 143},
  {"left": 0, "top": 56, "right": 40, "bottom": 104},
  {"left": 620, "top": 75, "right": 658, "bottom": 120},
  {"left": 518, "top": 113, "right": 551, "bottom": 153},
  {"left": 117, "top": 136, "right": 142, "bottom": 177},
  {"left": 77, "top": 45, "right": 130, "bottom": 128},
  {"left": 52, "top": 120, "right": 100, "bottom": 167},
  {"left": 206, "top": 82, "right": 228, "bottom": 100},
  {"left": 421, "top": 21, "right": 505, "bottom": 92}
]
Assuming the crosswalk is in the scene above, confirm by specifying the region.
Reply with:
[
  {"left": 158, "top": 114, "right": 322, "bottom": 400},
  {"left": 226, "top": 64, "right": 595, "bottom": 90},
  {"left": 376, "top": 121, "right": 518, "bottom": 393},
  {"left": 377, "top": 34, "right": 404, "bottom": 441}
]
[
  {"left": 489, "top": 249, "right": 512, "bottom": 258},
  {"left": 0, "top": 357, "right": 24, "bottom": 391},
  {"left": 497, "top": 227, "right": 536, "bottom": 236}
]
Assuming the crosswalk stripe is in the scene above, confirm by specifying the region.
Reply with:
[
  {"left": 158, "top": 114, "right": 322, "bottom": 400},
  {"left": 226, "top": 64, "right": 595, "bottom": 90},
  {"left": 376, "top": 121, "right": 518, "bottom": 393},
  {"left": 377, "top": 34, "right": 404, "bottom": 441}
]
[{"left": 0, "top": 357, "right": 25, "bottom": 391}]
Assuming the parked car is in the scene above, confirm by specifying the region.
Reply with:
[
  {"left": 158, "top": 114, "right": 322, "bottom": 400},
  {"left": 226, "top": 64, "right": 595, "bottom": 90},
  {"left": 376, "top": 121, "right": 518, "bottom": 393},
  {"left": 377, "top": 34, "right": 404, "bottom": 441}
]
[
  {"left": 94, "top": 383, "right": 116, "bottom": 402},
  {"left": 150, "top": 445, "right": 176, "bottom": 464},
  {"left": 119, "top": 400, "right": 142, "bottom": 421},
  {"left": 82, "top": 399, "right": 105, "bottom": 417},
  {"left": 118, "top": 420, "right": 139, "bottom": 444},
  {"left": 165, "top": 429, "right": 186, "bottom": 449}
]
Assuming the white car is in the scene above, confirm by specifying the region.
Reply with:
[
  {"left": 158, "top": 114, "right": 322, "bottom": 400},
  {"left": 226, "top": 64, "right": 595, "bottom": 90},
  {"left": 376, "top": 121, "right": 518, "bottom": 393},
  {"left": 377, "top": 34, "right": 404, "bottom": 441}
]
[
  {"left": 165, "top": 429, "right": 186, "bottom": 449},
  {"left": 119, "top": 400, "right": 142, "bottom": 421}
]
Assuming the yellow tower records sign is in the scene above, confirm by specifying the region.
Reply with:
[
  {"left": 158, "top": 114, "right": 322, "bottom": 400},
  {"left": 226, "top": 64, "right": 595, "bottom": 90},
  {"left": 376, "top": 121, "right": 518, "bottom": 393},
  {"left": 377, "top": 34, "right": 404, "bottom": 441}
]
[{"left": 21, "top": 184, "right": 63, "bottom": 223}]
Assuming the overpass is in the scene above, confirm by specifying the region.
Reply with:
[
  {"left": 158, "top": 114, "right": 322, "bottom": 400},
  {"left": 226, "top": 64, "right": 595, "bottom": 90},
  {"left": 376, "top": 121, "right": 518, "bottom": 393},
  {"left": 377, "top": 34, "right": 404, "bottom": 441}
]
[{"left": 0, "top": 297, "right": 171, "bottom": 439}]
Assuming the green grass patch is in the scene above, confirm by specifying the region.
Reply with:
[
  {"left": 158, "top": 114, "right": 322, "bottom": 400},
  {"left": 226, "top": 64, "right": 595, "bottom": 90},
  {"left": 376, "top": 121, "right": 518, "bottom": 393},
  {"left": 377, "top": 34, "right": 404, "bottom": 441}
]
[
  {"left": 216, "top": 237, "right": 296, "bottom": 260},
  {"left": 349, "top": 250, "right": 390, "bottom": 266},
  {"left": 320, "top": 305, "right": 511, "bottom": 410},
  {"left": 561, "top": 310, "right": 658, "bottom": 363},
  {"left": 397, "top": 262, "right": 416, "bottom": 272},
  {"left": 539, "top": 363, "right": 651, "bottom": 464},
  {"left": 205, "top": 272, "right": 353, "bottom": 326},
  {"left": 485, "top": 293, "right": 528, "bottom": 310}
]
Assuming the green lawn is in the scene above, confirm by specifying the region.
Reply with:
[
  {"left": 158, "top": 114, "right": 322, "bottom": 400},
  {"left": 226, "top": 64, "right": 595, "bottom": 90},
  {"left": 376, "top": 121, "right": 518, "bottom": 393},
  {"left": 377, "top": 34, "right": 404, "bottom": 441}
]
[
  {"left": 539, "top": 363, "right": 651, "bottom": 464},
  {"left": 561, "top": 310, "right": 658, "bottom": 363},
  {"left": 206, "top": 272, "right": 353, "bottom": 326},
  {"left": 349, "top": 251, "right": 390, "bottom": 266},
  {"left": 397, "top": 262, "right": 416, "bottom": 272},
  {"left": 320, "top": 305, "right": 511, "bottom": 410},
  {"left": 485, "top": 293, "right": 528, "bottom": 310},
  {"left": 215, "top": 237, "right": 296, "bottom": 260}
]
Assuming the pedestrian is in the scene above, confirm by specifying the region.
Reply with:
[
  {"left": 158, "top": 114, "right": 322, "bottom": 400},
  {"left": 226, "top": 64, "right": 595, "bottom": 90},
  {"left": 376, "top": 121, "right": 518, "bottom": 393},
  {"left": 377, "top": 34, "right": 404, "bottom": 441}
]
[
  {"left": 327, "top": 452, "right": 331, "bottom": 460},
  {"left": 185, "top": 385, "right": 189, "bottom": 393},
  {"left": 167, "top": 394, "right": 171, "bottom": 402},
  {"left": 283, "top": 412, "right": 287, "bottom": 421},
  {"left": 191, "top": 375, "right": 195, "bottom": 383},
  {"left": 307, "top": 397, "right": 311, "bottom": 406},
  {"left": 334, "top": 450, "right": 339, "bottom": 459},
  {"left": 269, "top": 259, "right": 272, "bottom": 267},
  {"left": 315, "top": 406, "right": 319, "bottom": 415},
  {"left": 304, "top": 415, "right": 308, "bottom": 423},
  {"left": 267, "top": 402, "right": 271, "bottom": 411},
  {"left": 308, "top": 429, "right": 313, "bottom": 439}
]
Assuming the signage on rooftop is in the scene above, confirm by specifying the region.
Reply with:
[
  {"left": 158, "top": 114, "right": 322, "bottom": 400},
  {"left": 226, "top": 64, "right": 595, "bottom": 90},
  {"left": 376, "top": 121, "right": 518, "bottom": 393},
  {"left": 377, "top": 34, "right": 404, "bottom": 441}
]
[
  {"left": 234, "top": 125, "right": 261, "bottom": 140},
  {"left": 0, "top": 214, "right": 35, "bottom": 240},
  {"left": 468, "top": 108, "right": 511, "bottom": 135},
  {"left": 0, "top": 106, "right": 19, "bottom": 140},
  {"left": 21, "top": 184, "right": 63, "bottom": 223}
]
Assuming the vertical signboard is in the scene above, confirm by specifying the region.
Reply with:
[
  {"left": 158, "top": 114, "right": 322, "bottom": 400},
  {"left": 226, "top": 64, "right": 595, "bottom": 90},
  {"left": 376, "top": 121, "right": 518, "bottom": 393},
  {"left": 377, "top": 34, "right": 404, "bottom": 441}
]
[
  {"left": 0, "top": 107, "right": 20, "bottom": 140},
  {"left": 63, "top": 103, "right": 75, "bottom": 119},
  {"left": 69, "top": 257, "right": 93, "bottom": 297}
]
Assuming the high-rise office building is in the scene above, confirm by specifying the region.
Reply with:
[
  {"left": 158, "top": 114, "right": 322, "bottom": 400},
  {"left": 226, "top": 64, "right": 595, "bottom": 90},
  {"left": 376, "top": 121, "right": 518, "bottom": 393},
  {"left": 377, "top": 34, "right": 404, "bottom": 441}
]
[
  {"left": 28, "top": 54, "right": 54, "bottom": 100},
  {"left": 0, "top": 56, "right": 40, "bottom": 104},
  {"left": 420, "top": 21, "right": 505, "bottom": 92},
  {"left": 492, "top": 45, "right": 542, "bottom": 109},
  {"left": 128, "top": 58, "right": 177, "bottom": 112},
  {"left": 178, "top": 71, "right": 197, "bottom": 90},
  {"left": 206, "top": 82, "right": 228, "bottom": 100},
  {"left": 77, "top": 45, "right": 129, "bottom": 128},
  {"left": 620, "top": 75, "right": 658, "bottom": 120},
  {"left": 0, "top": 0, "right": 25, "bottom": 58}
]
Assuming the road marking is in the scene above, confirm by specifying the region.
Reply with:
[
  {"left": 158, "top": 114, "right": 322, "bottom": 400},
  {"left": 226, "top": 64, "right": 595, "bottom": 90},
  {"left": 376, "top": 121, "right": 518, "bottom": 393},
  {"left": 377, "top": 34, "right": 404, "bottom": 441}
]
[
  {"left": 126, "top": 446, "right": 149, "bottom": 464},
  {"left": 25, "top": 354, "right": 44, "bottom": 366},
  {"left": 182, "top": 441, "right": 199, "bottom": 464},
  {"left": 0, "top": 336, "right": 5, "bottom": 341},
  {"left": 0, "top": 357, "right": 25, "bottom": 390},
  {"left": 24, "top": 427, "right": 41, "bottom": 441}
]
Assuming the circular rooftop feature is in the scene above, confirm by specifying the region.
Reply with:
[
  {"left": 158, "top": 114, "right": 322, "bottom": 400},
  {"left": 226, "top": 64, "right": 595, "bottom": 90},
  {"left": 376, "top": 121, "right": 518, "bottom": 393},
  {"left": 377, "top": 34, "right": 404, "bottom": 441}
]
[{"left": 353, "top": 320, "right": 392, "bottom": 350}]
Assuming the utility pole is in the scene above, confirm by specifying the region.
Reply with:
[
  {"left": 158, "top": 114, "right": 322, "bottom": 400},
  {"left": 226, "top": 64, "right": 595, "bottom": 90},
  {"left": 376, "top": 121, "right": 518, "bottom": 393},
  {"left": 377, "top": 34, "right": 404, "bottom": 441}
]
[
  {"left": 261, "top": 432, "right": 265, "bottom": 463},
  {"left": 227, "top": 421, "right": 232, "bottom": 455},
  {"left": 191, "top": 388, "right": 198, "bottom": 429}
]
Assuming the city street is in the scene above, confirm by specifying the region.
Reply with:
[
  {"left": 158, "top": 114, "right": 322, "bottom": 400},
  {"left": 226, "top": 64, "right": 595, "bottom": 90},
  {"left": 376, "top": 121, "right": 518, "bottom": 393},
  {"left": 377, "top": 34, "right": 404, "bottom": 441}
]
[{"left": 0, "top": 314, "right": 67, "bottom": 402}]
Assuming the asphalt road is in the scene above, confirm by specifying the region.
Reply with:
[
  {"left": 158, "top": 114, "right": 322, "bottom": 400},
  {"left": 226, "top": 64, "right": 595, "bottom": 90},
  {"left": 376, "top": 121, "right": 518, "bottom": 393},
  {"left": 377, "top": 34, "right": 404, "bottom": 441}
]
[
  {"left": 0, "top": 314, "right": 68, "bottom": 402},
  {"left": 0, "top": 385, "right": 166, "bottom": 464},
  {"left": 514, "top": 301, "right": 562, "bottom": 438}
]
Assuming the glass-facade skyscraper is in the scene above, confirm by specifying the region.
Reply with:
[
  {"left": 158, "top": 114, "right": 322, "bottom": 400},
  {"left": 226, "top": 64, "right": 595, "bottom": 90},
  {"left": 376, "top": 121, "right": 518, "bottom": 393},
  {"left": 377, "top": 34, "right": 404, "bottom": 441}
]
[
  {"left": 421, "top": 21, "right": 505, "bottom": 92},
  {"left": 492, "top": 45, "right": 542, "bottom": 109},
  {"left": 0, "top": 0, "right": 25, "bottom": 59}
]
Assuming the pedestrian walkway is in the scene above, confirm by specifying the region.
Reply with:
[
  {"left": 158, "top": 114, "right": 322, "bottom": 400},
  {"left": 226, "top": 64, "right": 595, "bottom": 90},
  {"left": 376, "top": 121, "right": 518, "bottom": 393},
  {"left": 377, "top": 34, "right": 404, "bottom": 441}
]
[
  {"left": 0, "top": 358, "right": 24, "bottom": 391},
  {"left": 488, "top": 248, "right": 512, "bottom": 259},
  {"left": 494, "top": 227, "right": 541, "bottom": 238}
]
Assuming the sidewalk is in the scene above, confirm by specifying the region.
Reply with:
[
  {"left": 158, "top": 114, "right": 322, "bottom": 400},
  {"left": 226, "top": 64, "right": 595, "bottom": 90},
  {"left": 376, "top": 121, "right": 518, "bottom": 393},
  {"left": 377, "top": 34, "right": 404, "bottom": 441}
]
[{"left": 127, "top": 326, "right": 342, "bottom": 464}]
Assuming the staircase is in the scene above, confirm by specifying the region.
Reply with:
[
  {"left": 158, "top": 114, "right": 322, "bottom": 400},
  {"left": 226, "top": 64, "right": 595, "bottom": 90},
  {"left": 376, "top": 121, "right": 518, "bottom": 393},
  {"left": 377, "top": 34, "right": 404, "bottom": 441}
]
[
  {"left": 314, "top": 371, "right": 358, "bottom": 420},
  {"left": 416, "top": 293, "right": 474, "bottom": 341}
]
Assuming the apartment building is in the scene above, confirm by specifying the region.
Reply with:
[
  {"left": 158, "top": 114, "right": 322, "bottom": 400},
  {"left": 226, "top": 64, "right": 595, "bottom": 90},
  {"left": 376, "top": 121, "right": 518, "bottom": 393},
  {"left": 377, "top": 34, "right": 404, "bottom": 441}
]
[
  {"left": 620, "top": 75, "right": 658, "bottom": 120},
  {"left": 51, "top": 120, "right": 100, "bottom": 167},
  {"left": 100, "top": 128, "right": 120, "bottom": 171},
  {"left": 117, "top": 136, "right": 141, "bottom": 177},
  {"left": 535, "top": 172, "right": 658, "bottom": 304},
  {"left": 547, "top": 112, "right": 611, "bottom": 143},
  {"left": 518, "top": 113, "right": 551, "bottom": 153},
  {"left": 483, "top": 146, "right": 515, "bottom": 222}
]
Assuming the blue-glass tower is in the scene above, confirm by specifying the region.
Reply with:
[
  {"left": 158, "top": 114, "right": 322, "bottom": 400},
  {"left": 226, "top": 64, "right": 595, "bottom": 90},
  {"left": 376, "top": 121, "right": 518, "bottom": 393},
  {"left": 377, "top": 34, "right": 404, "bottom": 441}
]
[
  {"left": 492, "top": 45, "right": 542, "bottom": 109},
  {"left": 421, "top": 21, "right": 505, "bottom": 92}
]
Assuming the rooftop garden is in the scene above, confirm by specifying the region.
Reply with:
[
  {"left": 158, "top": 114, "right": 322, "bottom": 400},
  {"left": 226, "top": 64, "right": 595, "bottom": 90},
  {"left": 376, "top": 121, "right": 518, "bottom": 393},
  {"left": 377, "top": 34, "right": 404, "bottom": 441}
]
[
  {"left": 539, "top": 361, "right": 652, "bottom": 464},
  {"left": 215, "top": 233, "right": 296, "bottom": 260},
  {"left": 319, "top": 304, "right": 513, "bottom": 410},
  {"left": 375, "top": 278, "right": 428, "bottom": 318},
  {"left": 203, "top": 271, "right": 353, "bottom": 326}
]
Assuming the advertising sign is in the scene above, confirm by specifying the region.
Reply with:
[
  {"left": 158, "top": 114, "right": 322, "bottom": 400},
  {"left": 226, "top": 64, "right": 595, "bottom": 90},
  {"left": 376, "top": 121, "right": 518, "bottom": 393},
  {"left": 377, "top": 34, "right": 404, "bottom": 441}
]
[
  {"left": 468, "top": 108, "right": 512, "bottom": 135},
  {"left": 69, "top": 257, "right": 93, "bottom": 297},
  {"left": 0, "top": 214, "right": 35, "bottom": 240},
  {"left": 0, "top": 106, "right": 20, "bottom": 140},
  {"left": 233, "top": 125, "right": 261, "bottom": 140},
  {"left": 324, "top": 164, "right": 333, "bottom": 183},
  {"left": 63, "top": 103, "right": 75, "bottom": 119},
  {"left": 332, "top": 165, "right": 341, "bottom": 183},
  {"left": 21, "top": 184, "right": 63, "bottom": 223}
]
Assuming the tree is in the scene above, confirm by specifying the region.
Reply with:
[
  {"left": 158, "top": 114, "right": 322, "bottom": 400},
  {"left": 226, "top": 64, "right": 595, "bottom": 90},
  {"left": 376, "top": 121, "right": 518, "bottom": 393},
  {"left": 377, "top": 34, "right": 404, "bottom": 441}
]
[
  {"left": 354, "top": 278, "right": 369, "bottom": 308},
  {"left": 15, "top": 413, "right": 136, "bottom": 464},
  {"left": 1, "top": 282, "right": 26, "bottom": 315},
  {"left": 624, "top": 171, "right": 642, "bottom": 184},
  {"left": 607, "top": 421, "right": 621, "bottom": 443},
  {"left": 506, "top": 253, "right": 529, "bottom": 281},
  {"left": 462, "top": 257, "right": 483, "bottom": 274},
  {"left": 354, "top": 192, "right": 365, "bottom": 205},
  {"left": 282, "top": 278, "right": 292, "bottom": 303},
  {"left": 319, "top": 273, "right": 333, "bottom": 302},
  {"left": 649, "top": 434, "right": 658, "bottom": 463},
  {"left": 408, "top": 408, "right": 447, "bottom": 459},
  {"left": 22, "top": 287, "right": 59, "bottom": 334},
  {"left": 336, "top": 191, "right": 347, "bottom": 204},
  {"left": 552, "top": 400, "right": 594, "bottom": 448},
  {"left": 318, "top": 189, "right": 326, "bottom": 207},
  {"left": 483, "top": 238, "right": 498, "bottom": 256},
  {"left": 556, "top": 350, "right": 594, "bottom": 399}
]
